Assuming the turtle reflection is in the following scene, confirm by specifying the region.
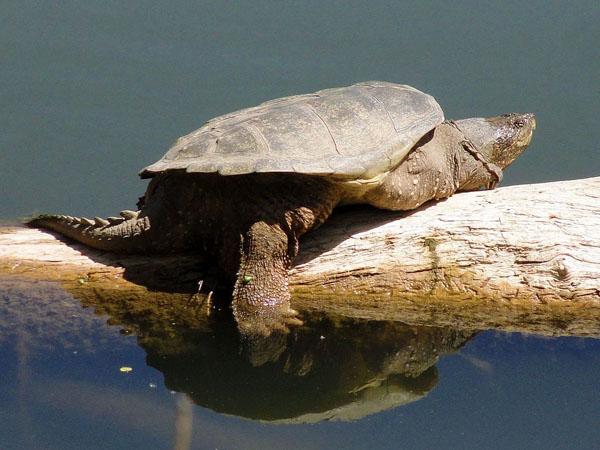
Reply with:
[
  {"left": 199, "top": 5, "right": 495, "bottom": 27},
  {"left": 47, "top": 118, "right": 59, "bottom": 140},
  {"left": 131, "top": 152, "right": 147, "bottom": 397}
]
[
  {"left": 0, "top": 278, "right": 474, "bottom": 422},
  {"left": 66, "top": 286, "right": 474, "bottom": 422},
  {"left": 149, "top": 317, "right": 472, "bottom": 422}
]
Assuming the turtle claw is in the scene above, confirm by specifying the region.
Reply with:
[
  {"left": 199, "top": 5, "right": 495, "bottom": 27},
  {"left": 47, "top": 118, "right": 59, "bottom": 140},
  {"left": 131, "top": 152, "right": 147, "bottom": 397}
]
[
  {"left": 272, "top": 308, "right": 304, "bottom": 332},
  {"left": 235, "top": 304, "right": 304, "bottom": 366},
  {"left": 283, "top": 307, "right": 299, "bottom": 317},
  {"left": 281, "top": 308, "right": 304, "bottom": 327},
  {"left": 235, "top": 304, "right": 303, "bottom": 338}
]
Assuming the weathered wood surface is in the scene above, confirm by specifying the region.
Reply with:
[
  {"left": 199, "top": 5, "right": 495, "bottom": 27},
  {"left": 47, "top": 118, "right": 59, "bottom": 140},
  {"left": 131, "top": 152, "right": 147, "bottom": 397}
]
[{"left": 1, "top": 177, "right": 600, "bottom": 337}]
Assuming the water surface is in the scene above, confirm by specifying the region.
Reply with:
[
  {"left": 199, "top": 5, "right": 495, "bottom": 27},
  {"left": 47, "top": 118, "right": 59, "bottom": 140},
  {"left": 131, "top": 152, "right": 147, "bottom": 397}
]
[{"left": 1, "top": 278, "right": 599, "bottom": 450}]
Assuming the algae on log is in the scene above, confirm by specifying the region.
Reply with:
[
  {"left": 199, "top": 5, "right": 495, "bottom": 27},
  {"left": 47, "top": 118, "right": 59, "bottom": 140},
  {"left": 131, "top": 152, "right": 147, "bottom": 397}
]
[{"left": 1, "top": 177, "right": 600, "bottom": 337}]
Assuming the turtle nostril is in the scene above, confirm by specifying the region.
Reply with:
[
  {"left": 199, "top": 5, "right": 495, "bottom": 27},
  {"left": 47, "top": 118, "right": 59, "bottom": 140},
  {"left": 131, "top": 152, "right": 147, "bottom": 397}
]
[{"left": 525, "top": 113, "right": 536, "bottom": 129}]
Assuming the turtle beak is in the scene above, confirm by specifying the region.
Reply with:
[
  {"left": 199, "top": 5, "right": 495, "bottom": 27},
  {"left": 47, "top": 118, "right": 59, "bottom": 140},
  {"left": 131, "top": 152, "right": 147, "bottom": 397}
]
[
  {"left": 528, "top": 113, "right": 537, "bottom": 130},
  {"left": 522, "top": 112, "right": 536, "bottom": 132},
  {"left": 516, "top": 113, "right": 536, "bottom": 148}
]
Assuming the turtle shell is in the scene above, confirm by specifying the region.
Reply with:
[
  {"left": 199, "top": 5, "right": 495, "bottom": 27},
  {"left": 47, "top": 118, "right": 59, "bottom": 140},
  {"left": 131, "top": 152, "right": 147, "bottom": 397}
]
[{"left": 139, "top": 81, "right": 444, "bottom": 181}]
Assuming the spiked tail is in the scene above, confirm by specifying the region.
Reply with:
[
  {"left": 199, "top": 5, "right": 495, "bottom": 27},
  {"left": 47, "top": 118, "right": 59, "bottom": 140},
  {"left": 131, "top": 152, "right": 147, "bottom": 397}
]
[{"left": 27, "top": 211, "right": 153, "bottom": 254}]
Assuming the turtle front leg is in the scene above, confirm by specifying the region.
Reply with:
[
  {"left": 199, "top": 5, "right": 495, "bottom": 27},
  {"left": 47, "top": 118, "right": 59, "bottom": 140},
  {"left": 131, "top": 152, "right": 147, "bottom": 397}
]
[{"left": 231, "top": 220, "right": 301, "bottom": 336}]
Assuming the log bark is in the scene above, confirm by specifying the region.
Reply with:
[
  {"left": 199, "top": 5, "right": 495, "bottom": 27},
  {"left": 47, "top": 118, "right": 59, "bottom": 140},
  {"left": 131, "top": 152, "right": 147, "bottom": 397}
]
[{"left": 1, "top": 177, "right": 600, "bottom": 337}]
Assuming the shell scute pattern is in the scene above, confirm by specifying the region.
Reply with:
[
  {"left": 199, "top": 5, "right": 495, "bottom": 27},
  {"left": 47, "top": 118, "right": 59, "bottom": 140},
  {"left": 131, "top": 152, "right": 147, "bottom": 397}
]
[{"left": 139, "top": 82, "right": 444, "bottom": 180}]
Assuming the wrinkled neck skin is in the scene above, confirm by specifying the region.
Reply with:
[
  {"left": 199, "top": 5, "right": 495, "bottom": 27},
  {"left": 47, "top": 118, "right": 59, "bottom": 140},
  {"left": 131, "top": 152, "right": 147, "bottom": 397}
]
[
  {"left": 363, "top": 112, "right": 536, "bottom": 211},
  {"left": 452, "top": 113, "right": 536, "bottom": 190}
]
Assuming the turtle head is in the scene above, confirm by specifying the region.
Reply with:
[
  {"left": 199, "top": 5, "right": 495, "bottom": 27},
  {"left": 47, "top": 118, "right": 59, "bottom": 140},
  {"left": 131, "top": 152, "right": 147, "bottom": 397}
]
[{"left": 454, "top": 113, "right": 536, "bottom": 169}]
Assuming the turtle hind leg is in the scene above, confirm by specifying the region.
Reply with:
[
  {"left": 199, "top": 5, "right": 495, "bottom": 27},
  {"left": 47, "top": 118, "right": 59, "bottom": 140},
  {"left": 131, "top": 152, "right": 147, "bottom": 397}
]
[{"left": 230, "top": 220, "right": 302, "bottom": 337}]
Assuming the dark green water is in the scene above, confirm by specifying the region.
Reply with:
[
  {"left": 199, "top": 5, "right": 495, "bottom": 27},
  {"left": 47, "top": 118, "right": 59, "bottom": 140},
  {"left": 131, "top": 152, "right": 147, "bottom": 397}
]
[{"left": 1, "top": 1, "right": 599, "bottom": 449}]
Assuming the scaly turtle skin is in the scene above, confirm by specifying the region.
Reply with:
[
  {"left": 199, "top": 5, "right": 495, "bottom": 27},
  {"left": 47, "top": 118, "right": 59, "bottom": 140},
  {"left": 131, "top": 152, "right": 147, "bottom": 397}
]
[{"left": 29, "top": 82, "right": 536, "bottom": 335}]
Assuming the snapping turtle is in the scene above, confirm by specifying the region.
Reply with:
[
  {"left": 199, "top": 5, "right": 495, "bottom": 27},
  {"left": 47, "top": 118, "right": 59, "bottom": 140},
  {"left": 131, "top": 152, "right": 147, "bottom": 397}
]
[{"left": 30, "top": 81, "right": 536, "bottom": 334}]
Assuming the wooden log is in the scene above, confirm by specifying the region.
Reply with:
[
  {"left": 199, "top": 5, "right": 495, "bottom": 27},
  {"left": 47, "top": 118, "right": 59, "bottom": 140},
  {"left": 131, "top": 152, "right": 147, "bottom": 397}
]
[{"left": 1, "top": 177, "right": 600, "bottom": 337}]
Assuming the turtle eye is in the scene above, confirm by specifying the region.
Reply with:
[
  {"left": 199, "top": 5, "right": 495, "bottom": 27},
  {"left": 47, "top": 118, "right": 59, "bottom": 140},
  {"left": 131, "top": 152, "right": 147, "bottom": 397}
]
[{"left": 513, "top": 118, "right": 525, "bottom": 128}]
